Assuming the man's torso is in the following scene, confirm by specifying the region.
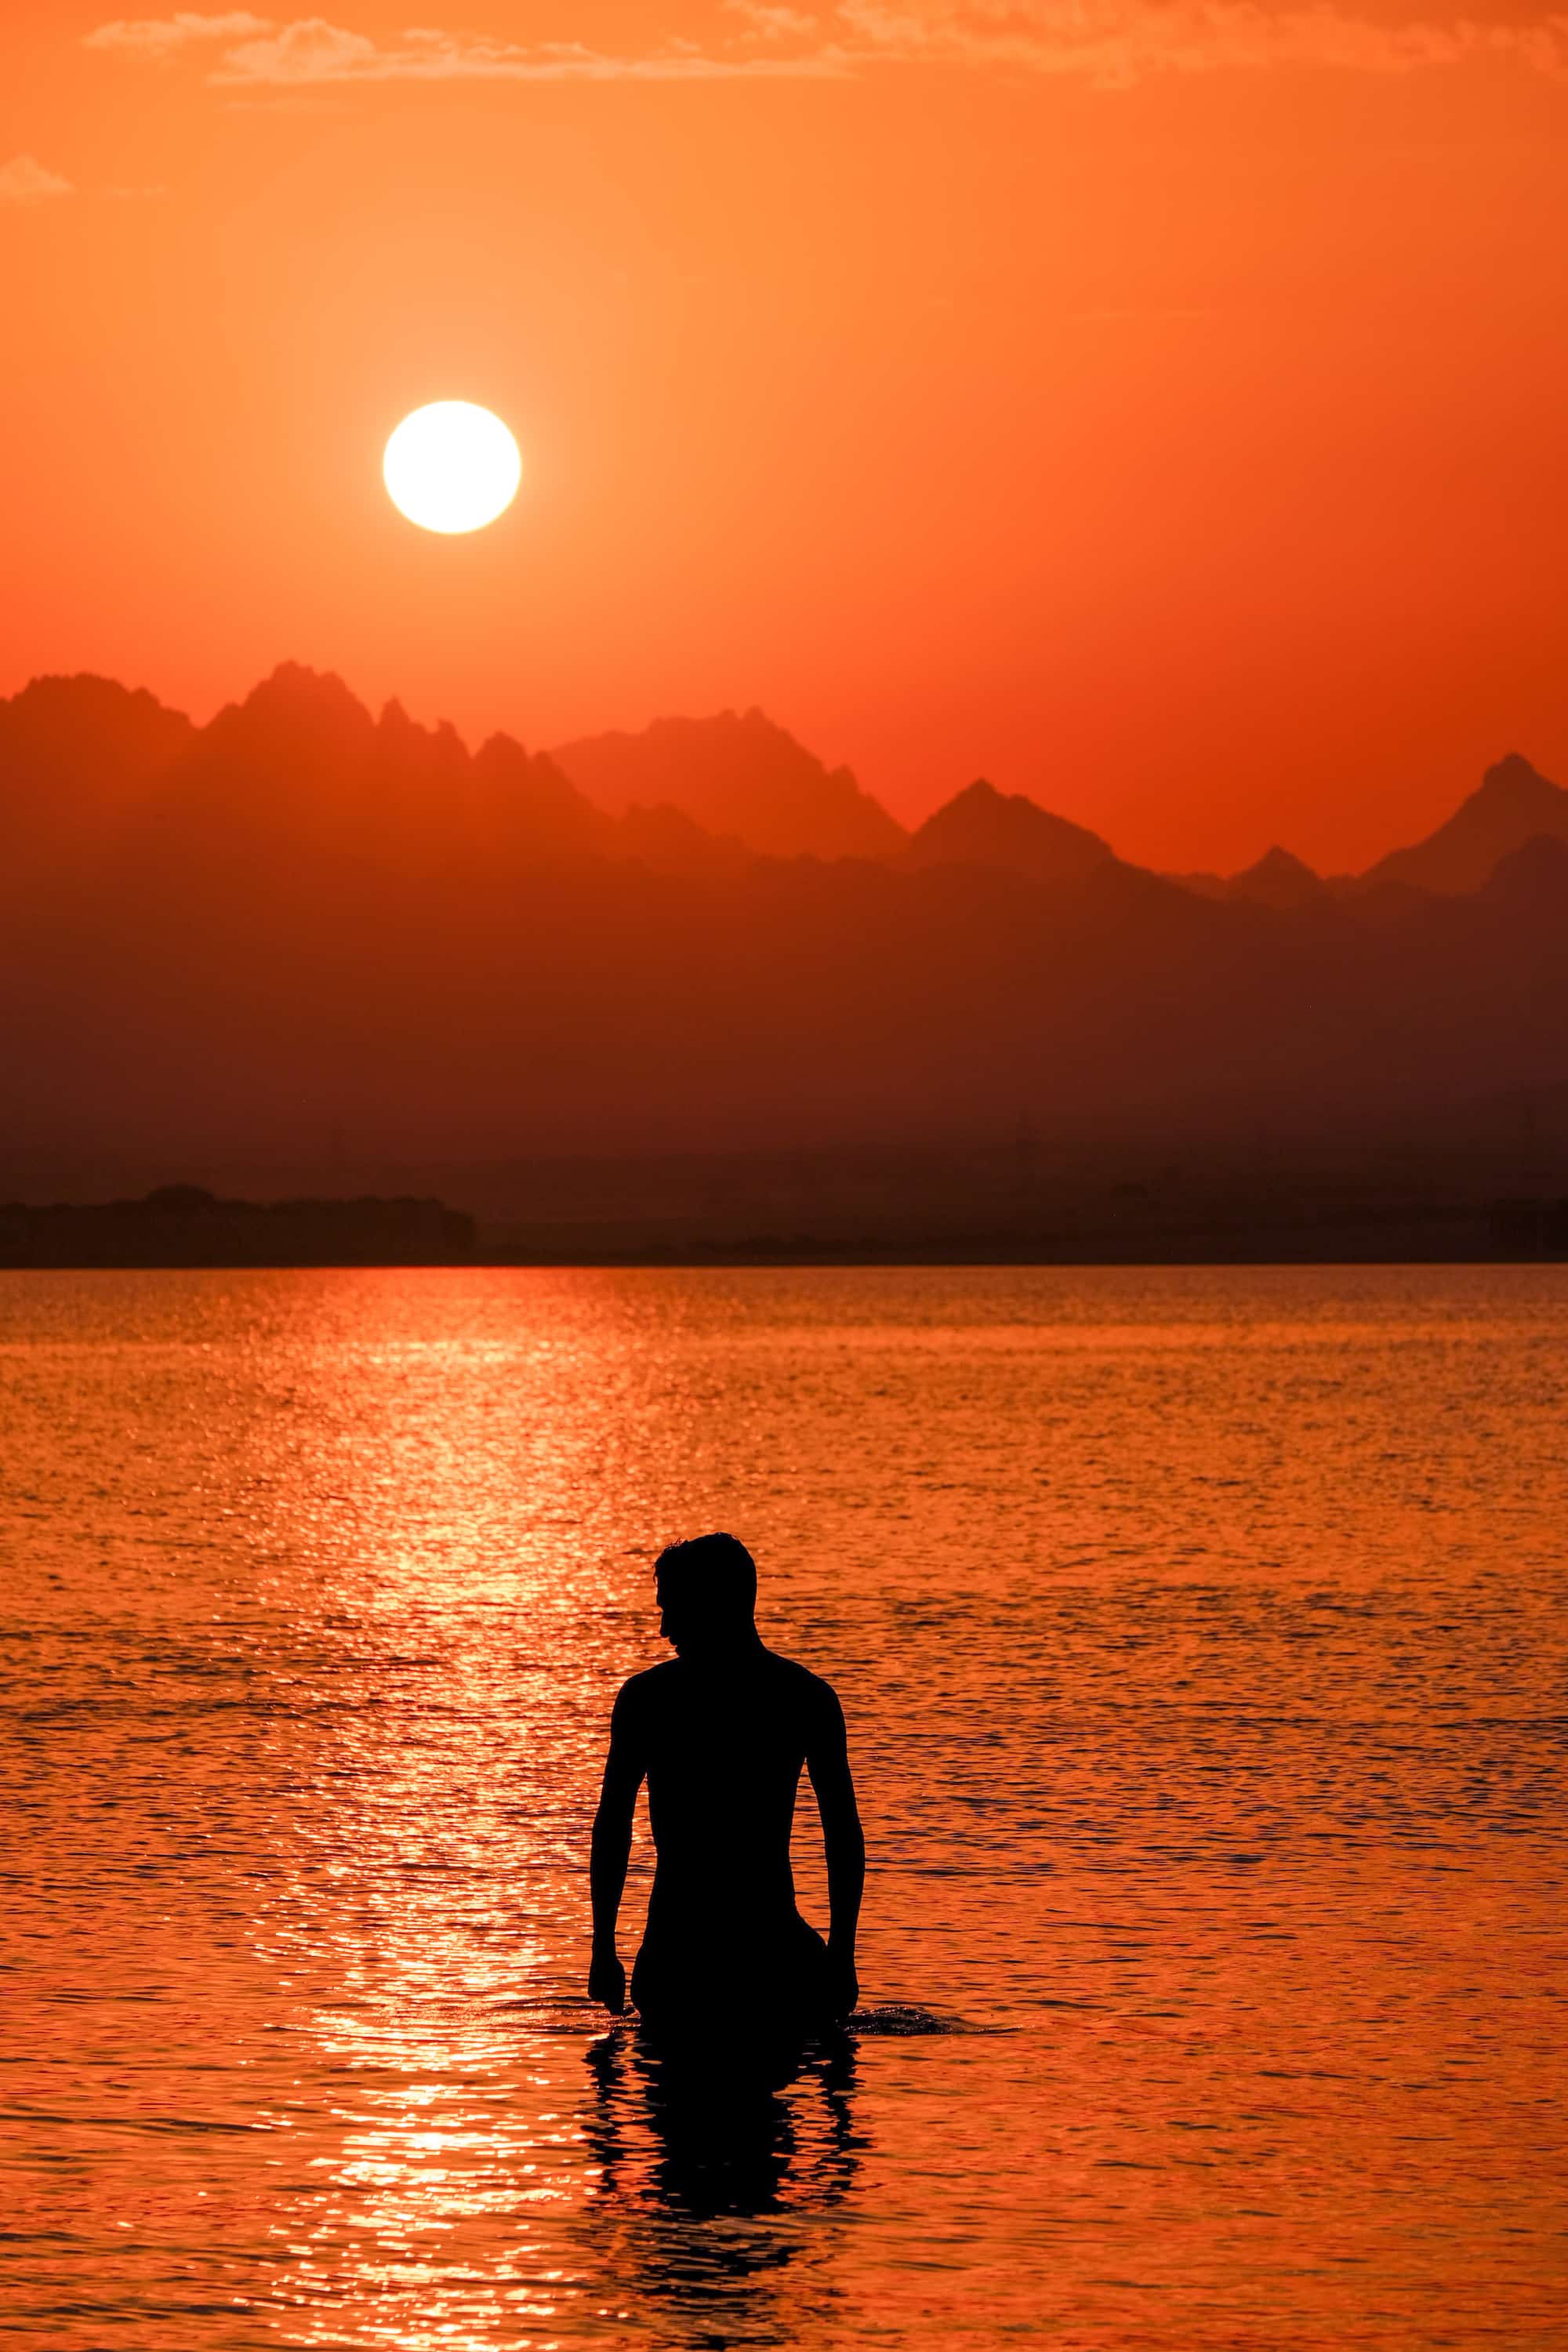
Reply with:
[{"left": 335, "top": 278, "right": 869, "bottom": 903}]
[{"left": 620, "top": 1646, "right": 835, "bottom": 1933}]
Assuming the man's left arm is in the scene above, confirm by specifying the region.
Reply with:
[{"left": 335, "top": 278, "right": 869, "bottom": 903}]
[
  {"left": 589, "top": 1682, "right": 647, "bottom": 2014},
  {"left": 807, "top": 1686, "right": 865, "bottom": 2018}
]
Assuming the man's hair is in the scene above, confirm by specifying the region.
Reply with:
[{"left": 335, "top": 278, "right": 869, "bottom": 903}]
[{"left": 655, "top": 1531, "right": 757, "bottom": 1621}]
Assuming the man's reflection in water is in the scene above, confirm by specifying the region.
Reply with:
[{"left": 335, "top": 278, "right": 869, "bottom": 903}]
[
  {"left": 588, "top": 2029, "right": 862, "bottom": 2216},
  {"left": 583, "top": 2029, "right": 865, "bottom": 2336}
]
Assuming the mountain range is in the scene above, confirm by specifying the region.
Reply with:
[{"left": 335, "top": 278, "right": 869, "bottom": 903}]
[
  {"left": 3, "top": 662, "right": 1566, "bottom": 1192},
  {"left": 7, "top": 662, "right": 1566, "bottom": 895}
]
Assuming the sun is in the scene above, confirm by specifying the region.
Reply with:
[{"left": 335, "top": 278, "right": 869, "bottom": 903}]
[{"left": 383, "top": 401, "right": 521, "bottom": 534}]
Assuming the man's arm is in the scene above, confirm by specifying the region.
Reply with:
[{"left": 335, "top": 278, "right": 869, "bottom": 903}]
[
  {"left": 589, "top": 1683, "right": 646, "bottom": 2013},
  {"left": 807, "top": 1686, "right": 865, "bottom": 2018}
]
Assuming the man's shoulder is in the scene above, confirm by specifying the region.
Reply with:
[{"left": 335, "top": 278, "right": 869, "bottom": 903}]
[
  {"left": 612, "top": 1661, "right": 680, "bottom": 1714},
  {"left": 760, "top": 1650, "right": 844, "bottom": 1718}
]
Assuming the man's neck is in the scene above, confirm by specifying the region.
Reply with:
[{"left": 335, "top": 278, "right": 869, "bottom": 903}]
[{"left": 679, "top": 1627, "right": 766, "bottom": 1666}]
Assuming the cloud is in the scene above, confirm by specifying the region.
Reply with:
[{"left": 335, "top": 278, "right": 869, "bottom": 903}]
[
  {"left": 836, "top": 2, "right": 1568, "bottom": 82},
  {"left": 85, "top": 12, "right": 274, "bottom": 54},
  {"left": 0, "top": 155, "right": 74, "bottom": 204},
  {"left": 0, "top": 152, "right": 170, "bottom": 205},
  {"left": 726, "top": 0, "right": 822, "bottom": 34},
  {"left": 203, "top": 17, "right": 848, "bottom": 83},
  {"left": 81, "top": 3, "right": 1568, "bottom": 89}
]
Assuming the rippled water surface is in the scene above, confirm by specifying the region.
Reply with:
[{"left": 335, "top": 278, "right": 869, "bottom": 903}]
[{"left": 3, "top": 1265, "right": 1566, "bottom": 2348}]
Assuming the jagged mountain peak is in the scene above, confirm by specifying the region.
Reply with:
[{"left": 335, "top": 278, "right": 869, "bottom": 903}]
[
  {"left": 0, "top": 672, "right": 195, "bottom": 861},
  {"left": 2, "top": 669, "right": 183, "bottom": 726},
  {"left": 1228, "top": 844, "right": 1326, "bottom": 909},
  {"left": 1248, "top": 844, "right": 1315, "bottom": 874},
  {"left": 550, "top": 707, "right": 906, "bottom": 861},
  {"left": 943, "top": 777, "right": 1007, "bottom": 811},
  {"left": 0, "top": 670, "right": 193, "bottom": 768},
  {"left": 908, "top": 777, "right": 1115, "bottom": 887},
  {"left": 374, "top": 699, "right": 468, "bottom": 774},
  {"left": 1475, "top": 751, "right": 1559, "bottom": 803},
  {"left": 247, "top": 660, "right": 370, "bottom": 716},
  {"left": 1361, "top": 752, "right": 1568, "bottom": 896},
  {"left": 201, "top": 662, "right": 377, "bottom": 768}
]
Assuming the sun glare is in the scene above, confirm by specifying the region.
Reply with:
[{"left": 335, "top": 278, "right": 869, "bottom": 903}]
[{"left": 383, "top": 401, "right": 521, "bottom": 535}]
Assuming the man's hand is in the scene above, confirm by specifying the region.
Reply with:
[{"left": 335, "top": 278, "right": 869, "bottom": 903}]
[
  {"left": 826, "top": 1947, "right": 858, "bottom": 2021},
  {"left": 589, "top": 1948, "right": 627, "bottom": 2015}
]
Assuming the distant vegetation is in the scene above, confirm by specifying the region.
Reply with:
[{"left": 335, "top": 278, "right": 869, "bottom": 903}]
[{"left": 0, "top": 1187, "right": 474, "bottom": 1268}]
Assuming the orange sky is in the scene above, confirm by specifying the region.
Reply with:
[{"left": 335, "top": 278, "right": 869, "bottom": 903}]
[{"left": 3, "top": 2, "right": 1566, "bottom": 872}]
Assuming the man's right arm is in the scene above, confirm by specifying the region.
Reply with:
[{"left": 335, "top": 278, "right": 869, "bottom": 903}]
[{"left": 588, "top": 1682, "right": 646, "bottom": 2014}]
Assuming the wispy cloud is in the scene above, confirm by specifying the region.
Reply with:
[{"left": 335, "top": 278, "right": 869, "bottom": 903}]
[
  {"left": 837, "top": 2, "right": 1568, "bottom": 82},
  {"left": 80, "top": 4, "right": 1568, "bottom": 89},
  {"left": 725, "top": 0, "right": 822, "bottom": 35},
  {"left": 203, "top": 20, "right": 849, "bottom": 83},
  {"left": 0, "top": 155, "right": 74, "bottom": 204},
  {"left": 0, "top": 152, "right": 172, "bottom": 206},
  {"left": 85, "top": 11, "right": 274, "bottom": 54},
  {"left": 82, "top": 13, "right": 846, "bottom": 85}
]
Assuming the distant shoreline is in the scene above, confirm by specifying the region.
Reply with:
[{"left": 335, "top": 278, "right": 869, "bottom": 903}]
[
  {"left": 483, "top": 1245, "right": 1568, "bottom": 1268},
  {"left": 4, "top": 1183, "right": 1564, "bottom": 1271},
  {"left": 5, "top": 1248, "right": 1565, "bottom": 1271}
]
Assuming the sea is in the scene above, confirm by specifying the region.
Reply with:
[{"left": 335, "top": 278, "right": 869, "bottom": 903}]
[{"left": 3, "top": 1265, "right": 1565, "bottom": 2349}]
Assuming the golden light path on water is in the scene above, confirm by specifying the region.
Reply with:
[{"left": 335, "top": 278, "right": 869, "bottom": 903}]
[{"left": 3, "top": 1266, "right": 1567, "bottom": 2349}]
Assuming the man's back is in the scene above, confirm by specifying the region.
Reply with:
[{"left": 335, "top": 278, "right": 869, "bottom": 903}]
[{"left": 618, "top": 1647, "right": 843, "bottom": 1929}]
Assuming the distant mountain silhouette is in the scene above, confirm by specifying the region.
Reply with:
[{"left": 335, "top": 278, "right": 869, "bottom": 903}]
[
  {"left": 74, "top": 661, "right": 764, "bottom": 887},
  {"left": 1358, "top": 753, "right": 1568, "bottom": 895},
  {"left": 906, "top": 779, "right": 1115, "bottom": 887},
  {"left": 0, "top": 673, "right": 192, "bottom": 868},
  {"left": 3, "top": 663, "right": 1566, "bottom": 1193},
  {"left": 1226, "top": 845, "right": 1327, "bottom": 910},
  {"left": 1475, "top": 829, "right": 1568, "bottom": 916},
  {"left": 1161, "top": 850, "right": 1326, "bottom": 907},
  {"left": 1162, "top": 867, "right": 1229, "bottom": 900},
  {"left": 154, "top": 662, "right": 608, "bottom": 873},
  {"left": 550, "top": 709, "right": 907, "bottom": 862},
  {"left": 614, "top": 798, "right": 757, "bottom": 877}
]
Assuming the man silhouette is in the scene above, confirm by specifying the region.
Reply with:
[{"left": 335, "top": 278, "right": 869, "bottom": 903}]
[{"left": 589, "top": 1533, "right": 864, "bottom": 2045}]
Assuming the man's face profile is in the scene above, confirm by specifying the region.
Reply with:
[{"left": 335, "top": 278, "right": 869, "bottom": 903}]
[
  {"left": 658, "top": 1576, "right": 712, "bottom": 1655},
  {"left": 656, "top": 1579, "right": 688, "bottom": 1653},
  {"left": 656, "top": 1574, "right": 741, "bottom": 1657}
]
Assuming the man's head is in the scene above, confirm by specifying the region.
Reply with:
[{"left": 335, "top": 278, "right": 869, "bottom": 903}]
[{"left": 655, "top": 1531, "right": 758, "bottom": 1656}]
